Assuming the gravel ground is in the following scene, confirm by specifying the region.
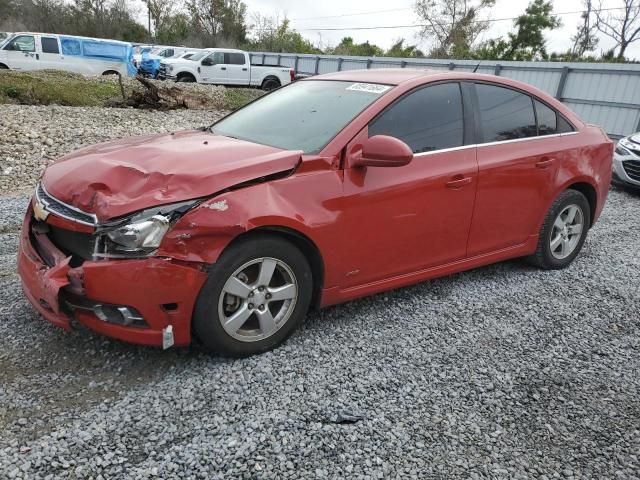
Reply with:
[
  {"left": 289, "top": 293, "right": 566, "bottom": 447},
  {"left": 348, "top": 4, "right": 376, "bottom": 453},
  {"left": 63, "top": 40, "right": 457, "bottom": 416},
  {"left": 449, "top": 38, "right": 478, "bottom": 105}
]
[
  {"left": 0, "top": 104, "right": 226, "bottom": 194},
  {"left": 1, "top": 106, "right": 639, "bottom": 479}
]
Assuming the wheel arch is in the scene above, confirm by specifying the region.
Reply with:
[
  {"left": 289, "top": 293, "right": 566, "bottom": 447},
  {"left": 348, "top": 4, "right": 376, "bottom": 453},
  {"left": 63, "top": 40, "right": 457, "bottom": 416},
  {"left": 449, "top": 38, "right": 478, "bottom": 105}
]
[
  {"left": 102, "top": 70, "right": 120, "bottom": 76},
  {"left": 227, "top": 226, "right": 325, "bottom": 310},
  {"left": 0, "top": 63, "right": 9, "bottom": 69},
  {"left": 261, "top": 75, "right": 281, "bottom": 90},
  {"left": 176, "top": 71, "right": 196, "bottom": 81},
  {"left": 566, "top": 181, "right": 597, "bottom": 227}
]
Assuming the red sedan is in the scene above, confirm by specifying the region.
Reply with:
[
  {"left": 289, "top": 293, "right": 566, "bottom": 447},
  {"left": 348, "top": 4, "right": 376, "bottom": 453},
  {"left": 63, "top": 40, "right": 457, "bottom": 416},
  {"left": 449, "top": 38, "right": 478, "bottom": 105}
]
[{"left": 18, "top": 69, "right": 613, "bottom": 356}]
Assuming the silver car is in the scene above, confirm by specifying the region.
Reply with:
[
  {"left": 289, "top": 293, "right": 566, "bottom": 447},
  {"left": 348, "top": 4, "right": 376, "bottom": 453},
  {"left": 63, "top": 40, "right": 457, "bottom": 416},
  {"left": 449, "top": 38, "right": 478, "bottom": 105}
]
[{"left": 613, "top": 133, "right": 640, "bottom": 189}]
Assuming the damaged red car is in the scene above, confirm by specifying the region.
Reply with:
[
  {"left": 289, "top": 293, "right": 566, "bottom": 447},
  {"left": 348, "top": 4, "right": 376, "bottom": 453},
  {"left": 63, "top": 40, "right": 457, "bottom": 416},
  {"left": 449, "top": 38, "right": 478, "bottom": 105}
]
[{"left": 18, "top": 69, "right": 613, "bottom": 356}]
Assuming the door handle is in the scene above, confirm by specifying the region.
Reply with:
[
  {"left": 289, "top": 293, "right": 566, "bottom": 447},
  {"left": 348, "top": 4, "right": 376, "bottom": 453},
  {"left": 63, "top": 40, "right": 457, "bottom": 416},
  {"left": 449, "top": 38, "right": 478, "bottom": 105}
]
[
  {"left": 36, "top": 53, "right": 39, "bottom": 60},
  {"left": 221, "top": 67, "right": 227, "bottom": 70},
  {"left": 536, "top": 157, "right": 555, "bottom": 169},
  {"left": 445, "top": 175, "right": 472, "bottom": 189},
  {"left": 242, "top": 68, "right": 248, "bottom": 71}
]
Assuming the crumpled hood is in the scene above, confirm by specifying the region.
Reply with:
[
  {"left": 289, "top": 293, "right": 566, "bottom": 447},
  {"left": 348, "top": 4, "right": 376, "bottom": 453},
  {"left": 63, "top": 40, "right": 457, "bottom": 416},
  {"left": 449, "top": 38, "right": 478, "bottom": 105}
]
[
  {"left": 42, "top": 130, "right": 302, "bottom": 221},
  {"left": 630, "top": 133, "right": 640, "bottom": 145}
]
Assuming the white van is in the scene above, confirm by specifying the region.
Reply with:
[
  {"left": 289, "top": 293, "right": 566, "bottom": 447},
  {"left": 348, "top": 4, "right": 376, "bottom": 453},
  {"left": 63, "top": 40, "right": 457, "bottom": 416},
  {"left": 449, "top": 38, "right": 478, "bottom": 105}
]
[{"left": 0, "top": 32, "right": 135, "bottom": 76}]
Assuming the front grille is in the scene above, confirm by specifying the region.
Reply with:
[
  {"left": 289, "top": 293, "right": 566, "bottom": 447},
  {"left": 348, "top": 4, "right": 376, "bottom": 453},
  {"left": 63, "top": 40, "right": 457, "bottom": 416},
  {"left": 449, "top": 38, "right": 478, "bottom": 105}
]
[
  {"left": 623, "top": 160, "right": 640, "bottom": 182},
  {"left": 48, "top": 225, "right": 96, "bottom": 262},
  {"left": 158, "top": 64, "right": 167, "bottom": 78},
  {"left": 36, "top": 183, "right": 97, "bottom": 226}
]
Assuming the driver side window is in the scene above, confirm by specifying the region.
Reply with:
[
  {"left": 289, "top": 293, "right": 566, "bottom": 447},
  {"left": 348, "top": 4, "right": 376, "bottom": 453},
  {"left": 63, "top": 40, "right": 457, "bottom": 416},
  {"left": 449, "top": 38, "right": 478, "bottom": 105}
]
[
  {"left": 369, "top": 82, "right": 465, "bottom": 154},
  {"left": 204, "top": 52, "right": 224, "bottom": 65},
  {"left": 4, "top": 35, "right": 35, "bottom": 52}
]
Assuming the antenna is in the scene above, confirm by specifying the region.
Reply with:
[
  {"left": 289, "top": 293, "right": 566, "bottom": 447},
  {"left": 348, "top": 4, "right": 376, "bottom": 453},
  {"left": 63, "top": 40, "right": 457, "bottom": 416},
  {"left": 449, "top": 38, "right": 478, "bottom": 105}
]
[{"left": 473, "top": 63, "right": 481, "bottom": 73}]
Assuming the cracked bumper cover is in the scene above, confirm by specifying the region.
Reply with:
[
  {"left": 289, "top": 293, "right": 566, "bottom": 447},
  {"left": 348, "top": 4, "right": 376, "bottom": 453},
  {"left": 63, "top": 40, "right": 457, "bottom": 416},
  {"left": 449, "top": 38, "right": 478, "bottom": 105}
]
[{"left": 17, "top": 206, "right": 208, "bottom": 347}]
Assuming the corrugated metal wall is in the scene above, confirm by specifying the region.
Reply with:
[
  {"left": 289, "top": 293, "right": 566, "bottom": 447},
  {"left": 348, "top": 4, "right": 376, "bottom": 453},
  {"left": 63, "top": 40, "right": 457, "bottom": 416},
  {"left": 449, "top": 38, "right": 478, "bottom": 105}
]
[{"left": 251, "top": 52, "right": 640, "bottom": 138}]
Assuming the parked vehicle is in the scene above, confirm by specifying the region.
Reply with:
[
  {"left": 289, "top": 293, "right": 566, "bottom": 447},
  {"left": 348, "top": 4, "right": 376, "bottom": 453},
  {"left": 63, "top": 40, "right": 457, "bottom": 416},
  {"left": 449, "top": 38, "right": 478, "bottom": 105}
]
[
  {"left": 155, "top": 50, "right": 203, "bottom": 80},
  {"left": 133, "top": 45, "right": 192, "bottom": 77},
  {"left": 18, "top": 69, "right": 613, "bottom": 356},
  {"left": 0, "top": 32, "right": 135, "bottom": 76},
  {"left": 612, "top": 133, "right": 640, "bottom": 189},
  {"left": 161, "top": 48, "right": 294, "bottom": 90}
]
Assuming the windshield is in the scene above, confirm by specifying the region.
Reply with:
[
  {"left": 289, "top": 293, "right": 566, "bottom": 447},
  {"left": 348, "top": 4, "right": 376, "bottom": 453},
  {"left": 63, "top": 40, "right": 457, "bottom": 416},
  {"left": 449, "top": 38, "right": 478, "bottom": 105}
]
[
  {"left": 189, "top": 51, "right": 207, "bottom": 61},
  {"left": 212, "top": 80, "right": 391, "bottom": 153}
]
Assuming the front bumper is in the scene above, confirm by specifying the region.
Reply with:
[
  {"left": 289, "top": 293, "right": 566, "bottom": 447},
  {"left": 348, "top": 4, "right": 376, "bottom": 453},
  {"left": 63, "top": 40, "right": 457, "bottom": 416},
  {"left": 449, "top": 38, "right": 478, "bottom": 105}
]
[{"left": 17, "top": 205, "right": 207, "bottom": 347}]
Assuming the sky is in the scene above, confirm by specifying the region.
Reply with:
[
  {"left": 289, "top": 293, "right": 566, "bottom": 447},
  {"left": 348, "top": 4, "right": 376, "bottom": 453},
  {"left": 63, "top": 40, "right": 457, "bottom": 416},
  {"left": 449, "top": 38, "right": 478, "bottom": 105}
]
[{"left": 239, "top": 0, "right": 640, "bottom": 59}]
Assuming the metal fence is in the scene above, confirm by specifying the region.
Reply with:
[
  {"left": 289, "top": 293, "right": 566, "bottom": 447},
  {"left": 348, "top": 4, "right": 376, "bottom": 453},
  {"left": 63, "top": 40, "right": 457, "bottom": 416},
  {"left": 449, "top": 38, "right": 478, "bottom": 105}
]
[{"left": 250, "top": 52, "right": 640, "bottom": 139}]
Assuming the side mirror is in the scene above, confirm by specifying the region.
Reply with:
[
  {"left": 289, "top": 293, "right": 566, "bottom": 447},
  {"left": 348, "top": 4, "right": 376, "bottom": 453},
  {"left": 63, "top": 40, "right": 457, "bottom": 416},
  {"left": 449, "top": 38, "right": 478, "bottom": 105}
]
[
  {"left": 201, "top": 58, "right": 214, "bottom": 66},
  {"left": 351, "top": 135, "right": 413, "bottom": 168}
]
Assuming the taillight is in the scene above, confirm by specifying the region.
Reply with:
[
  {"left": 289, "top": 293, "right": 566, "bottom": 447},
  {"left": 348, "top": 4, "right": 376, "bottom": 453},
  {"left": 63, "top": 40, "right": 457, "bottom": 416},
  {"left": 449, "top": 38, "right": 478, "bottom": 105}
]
[{"left": 290, "top": 69, "right": 295, "bottom": 82}]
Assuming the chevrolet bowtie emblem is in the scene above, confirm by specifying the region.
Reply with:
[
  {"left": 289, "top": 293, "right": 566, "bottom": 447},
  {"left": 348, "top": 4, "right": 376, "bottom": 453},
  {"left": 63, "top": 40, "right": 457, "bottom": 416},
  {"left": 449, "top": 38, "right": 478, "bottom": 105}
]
[{"left": 33, "top": 199, "right": 49, "bottom": 221}]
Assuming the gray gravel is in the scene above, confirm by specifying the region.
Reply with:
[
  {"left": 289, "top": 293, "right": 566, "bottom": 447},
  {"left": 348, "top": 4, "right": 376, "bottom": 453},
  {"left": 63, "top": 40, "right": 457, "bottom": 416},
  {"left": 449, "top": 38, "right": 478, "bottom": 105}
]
[
  {"left": 0, "top": 104, "right": 226, "bottom": 194},
  {"left": 1, "top": 107, "right": 639, "bottom": 478}
]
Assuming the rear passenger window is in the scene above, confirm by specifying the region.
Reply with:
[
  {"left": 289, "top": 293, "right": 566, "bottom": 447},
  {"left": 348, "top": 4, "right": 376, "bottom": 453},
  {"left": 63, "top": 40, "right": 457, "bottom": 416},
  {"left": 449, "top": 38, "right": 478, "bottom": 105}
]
[
  {"left": 369, "top": 83, "right": 464, "bottom": 153},
  {"left": 41, "top": 37, "right": 59, "bottom": 54},
  {"left": 476, "top": 84, "right": 537, "bottom": 142},
  {"left": 534, "top": 100, "right": 558, "bottom": 135},
  {"left": 225, "top": 53, "right": 246, "bottom": 65}
]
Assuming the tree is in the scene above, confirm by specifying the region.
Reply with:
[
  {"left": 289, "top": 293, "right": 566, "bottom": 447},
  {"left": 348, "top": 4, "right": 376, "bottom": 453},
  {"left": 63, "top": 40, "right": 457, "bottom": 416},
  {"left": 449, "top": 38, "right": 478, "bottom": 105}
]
[
  {"left": 572, "top": 0, "right": 599, "bottom": 57},
  {"left": 187, "top": 0, "right": 247, "bottom": 47},
  {"left": 414, "top": 0, "right": 495, "bottom": 58},
  {"left": 385, "top": 39, "right": 425, "bottom": 58},
  {"left": 156, "top": 13, "right": 191, "bottom": 45},
  {"left": 594, "top": 0, "right": 640, "bottom": 60},
  {"left": 145, "top": 0, "right": 174, "bottom": 36},
  {"left": 329, "top": 37, "right": 384, "bottom": 56},
  {"left": 506, "top": 0, "right": 561, "bottom": 60},
  {"left": 248, "top": 15, "right": 320, "bottom": 54}
]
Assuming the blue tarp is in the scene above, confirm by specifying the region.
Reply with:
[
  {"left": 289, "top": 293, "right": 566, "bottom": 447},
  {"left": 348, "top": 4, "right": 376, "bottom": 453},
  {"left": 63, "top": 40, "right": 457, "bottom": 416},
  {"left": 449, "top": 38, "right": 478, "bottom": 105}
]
[
  {"left": 139, "top": 51, "right": 161, "bottom": 78},
  {"left": 60, "top": 36, "right": 136, "bottom": 76}
]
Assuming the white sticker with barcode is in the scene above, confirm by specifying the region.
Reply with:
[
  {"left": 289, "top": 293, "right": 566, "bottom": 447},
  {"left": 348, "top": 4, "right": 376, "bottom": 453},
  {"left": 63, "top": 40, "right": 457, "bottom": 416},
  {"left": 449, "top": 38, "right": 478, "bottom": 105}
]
[{"left": 346, "top": 83, "right": 391, "bottom": 94}]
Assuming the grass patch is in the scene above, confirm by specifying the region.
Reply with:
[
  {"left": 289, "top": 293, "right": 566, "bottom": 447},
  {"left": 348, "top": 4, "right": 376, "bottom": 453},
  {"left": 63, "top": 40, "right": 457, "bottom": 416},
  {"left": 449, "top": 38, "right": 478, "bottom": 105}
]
[
  {"left": 0, "top": 70, "right": 120, "bottom": 106},
  {"left": 0, "top": 70, "right": 263, "bottom": 110},
  {"left": 223, "top": 87, "right": 265, "bottom": 110}
]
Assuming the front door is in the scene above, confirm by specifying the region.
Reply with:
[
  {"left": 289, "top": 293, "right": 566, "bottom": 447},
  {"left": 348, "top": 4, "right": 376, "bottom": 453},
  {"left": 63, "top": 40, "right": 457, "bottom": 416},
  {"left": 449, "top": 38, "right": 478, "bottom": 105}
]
[
  {"left": 1, "top": 34, "right": 38, "bottom": 70},
  {"left": 200, "top": 51, "right": 227, "bottom": 84},
  {"left": 340, "top": 82, "right": 478, "bottom": 287}
]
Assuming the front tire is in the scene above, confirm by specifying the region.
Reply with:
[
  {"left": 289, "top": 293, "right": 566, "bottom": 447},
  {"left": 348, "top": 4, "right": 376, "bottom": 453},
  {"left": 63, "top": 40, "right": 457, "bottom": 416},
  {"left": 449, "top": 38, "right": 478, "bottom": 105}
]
[
  {"left": 193, "top": 235, "right": 313, "bottom": 357},
  {"left": 528, "top": 189, "right": 591, "bottom": 270},
  {"left": 177, "top": 75, "right": 195, "bottom": 83}
]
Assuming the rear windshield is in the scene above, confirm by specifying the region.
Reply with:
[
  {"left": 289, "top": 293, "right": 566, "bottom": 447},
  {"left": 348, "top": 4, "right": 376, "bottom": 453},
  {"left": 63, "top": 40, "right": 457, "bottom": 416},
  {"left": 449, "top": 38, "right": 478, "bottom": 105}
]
[{"left": 212, "top": 80, "right": 391, "bottom": 153}]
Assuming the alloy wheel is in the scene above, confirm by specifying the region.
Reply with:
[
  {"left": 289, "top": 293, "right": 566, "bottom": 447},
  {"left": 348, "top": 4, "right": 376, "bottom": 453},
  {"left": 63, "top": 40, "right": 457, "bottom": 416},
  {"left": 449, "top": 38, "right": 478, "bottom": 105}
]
[
  {"left": 550, "top": 204, "right": 584, "bottom": 260},
  {"left": 218, "top": 257, "right": 298, "bottom": 342}
]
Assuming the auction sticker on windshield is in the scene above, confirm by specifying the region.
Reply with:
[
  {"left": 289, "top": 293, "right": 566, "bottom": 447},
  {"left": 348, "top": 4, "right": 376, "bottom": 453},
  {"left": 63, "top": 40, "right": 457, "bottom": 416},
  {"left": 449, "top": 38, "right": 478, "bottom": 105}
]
[{"left": 346, "top": 83, "right": 392, "bottom": 94}]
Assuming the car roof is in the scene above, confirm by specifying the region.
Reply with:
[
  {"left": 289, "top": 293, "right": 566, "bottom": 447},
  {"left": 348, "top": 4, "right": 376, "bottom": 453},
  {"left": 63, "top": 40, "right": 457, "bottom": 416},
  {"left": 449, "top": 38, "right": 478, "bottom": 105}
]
[{"left": 313, "top": 68, "right": 449, "bottom": 85}]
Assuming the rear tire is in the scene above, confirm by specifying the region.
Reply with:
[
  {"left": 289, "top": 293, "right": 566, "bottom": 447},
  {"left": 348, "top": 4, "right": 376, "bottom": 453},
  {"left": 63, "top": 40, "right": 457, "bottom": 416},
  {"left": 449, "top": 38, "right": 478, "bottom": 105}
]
[
  {"left": 102, "top": 70, "right": 119, "bottom": 76},
  {"left": 261, "top": 77, "right": 280, "bottom": 91},
  {"left": 193, "top": 234, "right": 313, "bottom": 357},
  {"left": 527, "top": 189, "right": 591, "bottom": 270}
]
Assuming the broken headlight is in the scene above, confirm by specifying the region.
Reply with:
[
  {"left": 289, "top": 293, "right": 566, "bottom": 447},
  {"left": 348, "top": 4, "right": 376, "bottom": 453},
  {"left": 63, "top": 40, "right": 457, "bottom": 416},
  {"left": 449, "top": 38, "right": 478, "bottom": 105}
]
[
  {"left": 96, "top": 200, "right": 198, "bottom": 258},
  {"left": 106, "top": 215, "right": 170, "bottom": 250}
]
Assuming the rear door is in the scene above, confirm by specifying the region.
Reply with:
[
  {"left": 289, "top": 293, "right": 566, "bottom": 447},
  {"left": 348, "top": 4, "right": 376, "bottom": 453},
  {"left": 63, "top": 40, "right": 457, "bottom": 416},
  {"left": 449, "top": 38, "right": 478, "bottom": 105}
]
[
  {"left": 199, "top": 51, "right": 226, "bottom": 84},
  {"left": 224, "top": 52, "right": 249, "bottom": 85},
  {"left": 1, "top": 34, "right": 38, "bottom": 70},
  {"left": 340, "top": 82, "right": 478, "bottom": 287},
  {"left": 38, "top": 35, "right": 63, "bottom": 70},
  {"left": 466, "top": 83, "right": 565, "bottom": 256}
]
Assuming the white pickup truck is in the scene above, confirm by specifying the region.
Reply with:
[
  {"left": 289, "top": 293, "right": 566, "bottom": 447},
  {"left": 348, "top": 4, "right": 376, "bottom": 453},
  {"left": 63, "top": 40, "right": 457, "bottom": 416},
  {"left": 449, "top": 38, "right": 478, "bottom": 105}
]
[{"left": 159, "top": 48, "right": 294, "bottom": 91}]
